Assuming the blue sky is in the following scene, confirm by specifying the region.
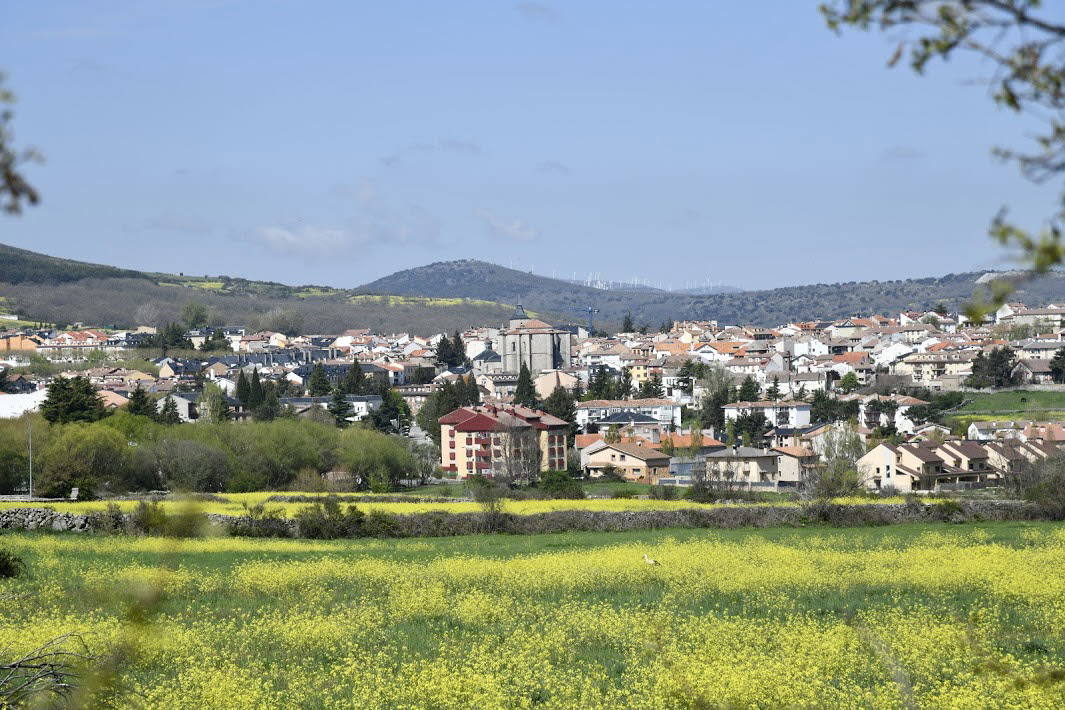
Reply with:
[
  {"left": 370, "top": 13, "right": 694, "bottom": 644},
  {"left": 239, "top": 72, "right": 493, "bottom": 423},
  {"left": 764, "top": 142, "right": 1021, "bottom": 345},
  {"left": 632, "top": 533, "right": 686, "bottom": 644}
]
[{"left": 2, "top": 1, "right": 1060, "bottom": 290}]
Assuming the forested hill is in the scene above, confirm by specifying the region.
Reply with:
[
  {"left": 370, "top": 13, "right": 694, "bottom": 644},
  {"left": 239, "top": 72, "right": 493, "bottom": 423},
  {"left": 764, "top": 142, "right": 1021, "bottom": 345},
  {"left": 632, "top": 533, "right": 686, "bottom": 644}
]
[
  {"left": 0, "top": 243, "right": 148, "bottom": 284},
  {"left": 359, "top": 259, "right": 1065, "bottom": 326},
  {"left": 4, "top": 243, "right": 1065, "bottom": 331}
]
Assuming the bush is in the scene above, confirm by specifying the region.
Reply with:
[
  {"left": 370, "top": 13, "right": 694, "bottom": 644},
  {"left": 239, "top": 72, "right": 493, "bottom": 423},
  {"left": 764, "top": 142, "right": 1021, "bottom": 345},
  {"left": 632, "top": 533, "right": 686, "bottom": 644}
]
[
  {"left": 539, "top": 471, "right": 585, "bottom": 499},
  {"left": 227, "top": 503, "right": 292, "bottom": 538},
  {"left": 1007, "top": 456, "right": 1065, "bottom": 519},
  {"left": 336, "top": 429, "right": 416, "bottom": 492},
  {"left": 363, "top": 510, "right": 403, "bottom": 537},
  {"left": 0, "top": 548, "right": 26, "bottom": 578},
  {"left": 127, "top": 500, "right": 207, "bottom": 537},
  {"left": 611, "top": 490, "right": 637, "bottom": 499},
  {"left": 38, "top": 422, "right": 134, "bottom": 499},
  {"left": 294, "top": 496, "right": 365, "bottom": 539}
]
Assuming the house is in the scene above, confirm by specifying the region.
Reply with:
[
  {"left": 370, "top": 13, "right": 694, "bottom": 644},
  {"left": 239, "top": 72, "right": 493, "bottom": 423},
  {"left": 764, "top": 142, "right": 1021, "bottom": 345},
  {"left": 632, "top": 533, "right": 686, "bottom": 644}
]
[
  {"left": 156, "top": 392, "right": 201, "bottom": 422},
  {"left": 471, "top": 347, "right": 503, "bottom": 375},
  {"left": 583, "top": 442, "right": 670, "bottom": 483},
  {"left": 575, "top": 398, "right": 682, "bottom": 431},
  {"left": 703, "top": 446, "right": 780, "bottom": 488},
  {"left": 279, "top": 395, "right": 382, "bottom": 422},
  {"left": 1013, "top": 358, "right": 1055, "bottom": 384},
  {"left": 723, "top": 401, "right": 811, "bottom": 429},
  {"left": 856, "top": 394, "right": 928, "bottom": 434},
  {"left": 438, "top": 404, "right": 569, "bottom": 478},
  {"left": 773, "top": 446, "right": 819, "bottom": 488},
  {"left": 534, "top": 370, "right": 579, "bottom": 400}
]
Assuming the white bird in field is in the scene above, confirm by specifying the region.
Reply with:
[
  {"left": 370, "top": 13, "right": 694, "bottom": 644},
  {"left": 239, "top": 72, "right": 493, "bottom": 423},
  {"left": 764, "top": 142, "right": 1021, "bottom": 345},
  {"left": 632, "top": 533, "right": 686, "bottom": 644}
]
[{"left": 642, "top": 553, "right": 660, "bottom": 566}]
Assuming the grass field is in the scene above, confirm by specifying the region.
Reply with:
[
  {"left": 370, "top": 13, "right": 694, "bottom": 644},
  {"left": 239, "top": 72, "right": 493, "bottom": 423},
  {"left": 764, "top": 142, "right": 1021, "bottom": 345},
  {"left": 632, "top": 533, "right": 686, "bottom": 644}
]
[
  {"left": 2, "top": 522, "right": 1064, "bottom": 708},
  {"left": 956, "top": 390, "right": 1065, "bottom": 414}
]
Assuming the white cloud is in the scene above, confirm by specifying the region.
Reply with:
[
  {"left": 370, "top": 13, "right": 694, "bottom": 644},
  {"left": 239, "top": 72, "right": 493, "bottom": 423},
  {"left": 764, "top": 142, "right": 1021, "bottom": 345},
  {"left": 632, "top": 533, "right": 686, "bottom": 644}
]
[
  {"left": 253, "top": 225, "right": 353, "bottom": 253},
  {"left": 474, "top": 208, "right": 539, "bottom": 242}
]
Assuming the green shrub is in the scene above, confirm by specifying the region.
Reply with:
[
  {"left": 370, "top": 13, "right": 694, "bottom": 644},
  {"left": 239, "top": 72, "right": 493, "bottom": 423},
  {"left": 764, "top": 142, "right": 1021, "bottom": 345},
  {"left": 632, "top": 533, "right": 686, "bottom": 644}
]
[
  {"left": 539, "top": 471, "right": 585, "bottom": 499},
  {"left": 294, "top": 496, "right": 365, "bottom": 539},
  {"left": 611, "top": 490, "right": 637, "bottom": 499},
  {"left": 0, "top": 548, "right": 25, "bottom": 578},
  {"left": 363, "top": 510, "right": 403, "bottom": 537},
  {"left": 227, "top": 503, "right": 292, "bottom": 538}
]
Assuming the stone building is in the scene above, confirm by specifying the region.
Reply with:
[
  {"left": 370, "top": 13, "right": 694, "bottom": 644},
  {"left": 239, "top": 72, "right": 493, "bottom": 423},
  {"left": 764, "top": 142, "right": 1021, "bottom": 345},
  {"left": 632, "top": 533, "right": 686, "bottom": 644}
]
[{"left": 499, "top": 306, "right": 572, "bottom": 374}]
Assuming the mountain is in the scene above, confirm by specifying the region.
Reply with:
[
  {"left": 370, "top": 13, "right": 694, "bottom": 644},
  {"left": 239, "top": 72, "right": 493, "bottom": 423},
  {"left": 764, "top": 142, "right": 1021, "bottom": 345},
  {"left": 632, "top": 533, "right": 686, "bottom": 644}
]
[
  {"left": 361, "top": 259, "right": 1065, "bottom": 327},
  {"left": 5, "top": 243, "right": 1065, "bottom": 332},
  {"left": 0, "top": 244, "right": 524, "bottom": 335}
]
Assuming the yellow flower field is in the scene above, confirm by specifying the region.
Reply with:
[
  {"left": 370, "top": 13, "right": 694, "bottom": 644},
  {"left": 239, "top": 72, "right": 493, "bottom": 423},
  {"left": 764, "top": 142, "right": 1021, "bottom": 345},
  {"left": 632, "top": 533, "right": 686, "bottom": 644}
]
[
  {"left": 0, "top": 493, "right": 906, "bottom": 518},
  {"left": 2, "top": 523, "right": 1064, "bottom": 708}
]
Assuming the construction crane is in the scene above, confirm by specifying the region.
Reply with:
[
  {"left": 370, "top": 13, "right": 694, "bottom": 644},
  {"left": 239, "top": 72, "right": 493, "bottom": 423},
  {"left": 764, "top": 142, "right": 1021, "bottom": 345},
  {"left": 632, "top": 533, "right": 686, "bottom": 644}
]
[{"left": 586, "top": 307, "right": 599, "bottom": 336}]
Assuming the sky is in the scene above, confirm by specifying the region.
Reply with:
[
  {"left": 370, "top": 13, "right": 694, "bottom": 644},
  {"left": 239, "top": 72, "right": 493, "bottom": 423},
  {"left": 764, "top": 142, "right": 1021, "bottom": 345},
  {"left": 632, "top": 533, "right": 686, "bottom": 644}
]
[{"left": 2, "top": 1, "right": 1062, "bottom": 291}]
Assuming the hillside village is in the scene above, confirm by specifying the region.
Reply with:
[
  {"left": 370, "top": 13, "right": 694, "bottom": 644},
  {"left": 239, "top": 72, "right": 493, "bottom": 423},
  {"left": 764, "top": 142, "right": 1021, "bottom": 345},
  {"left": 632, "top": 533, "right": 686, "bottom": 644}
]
[{"left": 4, "top": 297, "right": 1065, "bottom": 496}]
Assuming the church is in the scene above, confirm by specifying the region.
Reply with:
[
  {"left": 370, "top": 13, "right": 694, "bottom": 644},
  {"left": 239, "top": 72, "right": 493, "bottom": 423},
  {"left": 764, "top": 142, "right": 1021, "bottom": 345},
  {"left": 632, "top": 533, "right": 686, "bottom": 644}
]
[{"left": 499, "top": 305, "right": 573, "bottom": 374}]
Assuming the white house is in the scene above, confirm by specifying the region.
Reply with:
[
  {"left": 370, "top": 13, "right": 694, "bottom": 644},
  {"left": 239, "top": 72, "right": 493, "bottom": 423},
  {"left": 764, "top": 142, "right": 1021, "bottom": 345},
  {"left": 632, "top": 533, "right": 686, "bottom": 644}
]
[
  {"left": 723, "top": 400, "right": 812, "bottom": 429},
  {"left": 575, "top": 398, "right": 682, "bottom": 431}
]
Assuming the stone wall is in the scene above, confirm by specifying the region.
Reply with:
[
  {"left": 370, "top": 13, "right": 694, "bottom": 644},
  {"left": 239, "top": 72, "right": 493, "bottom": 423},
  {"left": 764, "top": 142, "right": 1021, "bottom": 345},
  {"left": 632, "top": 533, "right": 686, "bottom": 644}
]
[{"left": 0, "top": 500, "right": 1045, "bottom": 538}]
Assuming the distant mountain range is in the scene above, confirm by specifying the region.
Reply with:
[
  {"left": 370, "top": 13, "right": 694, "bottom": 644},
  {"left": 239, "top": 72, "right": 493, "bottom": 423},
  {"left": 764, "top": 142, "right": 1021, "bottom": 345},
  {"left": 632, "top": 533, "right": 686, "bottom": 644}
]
[{"left": 3, "top": 243, "right": 1065, "bottom": 333}]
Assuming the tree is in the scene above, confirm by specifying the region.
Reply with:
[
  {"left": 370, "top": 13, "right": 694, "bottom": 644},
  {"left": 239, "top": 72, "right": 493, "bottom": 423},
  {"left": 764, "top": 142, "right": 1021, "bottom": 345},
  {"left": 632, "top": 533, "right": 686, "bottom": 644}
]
[
  {"left": 966, "top": 347, "right": 1019, "bottom": 388},
  {"left": 659, "top": 320, "right": 672, "bottom": 334},
  {"left": 235, "top": 370, "right": 250, "bottom": 407},
  {"left": 734, "top": 410, "right": 769, "bottom": 447},
  {"left": 340, "top": 363, "right": 365, "bottom": 395},
  {"left": 158, "top": 395, "right": 181, "bottom": 425},
  {"left": 181, "top": 301, "right": 208, "bottom": 330},
  {"left": 40, "top": 376, "right": 106, "bottom": 424},
  {"left": 806, "top": 423, "right": 867, "bottom": 499},
  {"left": 737, "top": 376, "right": 760, "bottom": 403},
  {"left": 200, "top": 382, "right": 231, "bottom": 422},
  {"left": 200, "top": 329, "right": 229, "bottom": 352},
  {"left": 638, "top": 373, "right": 664, "bottom": 399},
  {"left": 248, "top": 368, "right": 264, "bottom": 408},
  {"left": 451, "top": 331, "right": 467, "bottom": 366},
  {"left": 0, "top": 367, "right": 12, "bottom": 394},
  {"left": 1052, "top": 347, "right": 1065, "bottom": 384},
  {"left": 307, "top": 362, "right": 331, "bottom": 397},
  {"left": 822, "top": 1, "right": 1065, "bottom": 317},
  {"left": 417, "top": 382, "right": 461, "bottom": 446},
  {"left": 622, "top": 312, "right": 634, "bottom": 333},
  {"left": 541, "top": 385, "right": 577, "bottom": 443},
  {"left": 126, "top": 384, "right": 157, "bottom": 420},
  {"left": 513, "top": 362, "right": 539, "bottom": 408},
  {"left": 660, "top": 436, "right": 675, "bottom": 456},
  {"left": 0, "top": 72, "right": 40, "bottom": 215},
  {"left": 838, "top": 372, "right": 860, "bottom": 394},
  {"left": 369, "top": 388, "right": 411, "bottom": 434},
  {"left": 328, "top": 387, "right": 353, "bottom": 427},
  {"left": 254, "top": 382, "right": 281, "bottom": 422},
  {"left": 618, "top": 369, "right": 633, "bottom": 400},
  {"left": 765, "top": 376, "right": 781, "bottom": 400},
  {"left": 38, "top": 423, "right": 131, "bottom": 498},
  {"left": 435, "top": 336, "right": 454, "bottom": 368},
  {"left": 463, "top": 375, "right": 481, "bottom": 406}
]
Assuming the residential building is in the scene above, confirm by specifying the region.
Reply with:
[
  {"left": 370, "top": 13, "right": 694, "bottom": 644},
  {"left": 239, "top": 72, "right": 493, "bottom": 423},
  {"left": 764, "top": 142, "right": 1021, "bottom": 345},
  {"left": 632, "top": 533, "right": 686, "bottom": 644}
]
[
  {"left": 583, "top": 442, "right": 670, "bottom": 483},
  {"left": 438, "top": 404, "right": 569, "bottom": 478}
]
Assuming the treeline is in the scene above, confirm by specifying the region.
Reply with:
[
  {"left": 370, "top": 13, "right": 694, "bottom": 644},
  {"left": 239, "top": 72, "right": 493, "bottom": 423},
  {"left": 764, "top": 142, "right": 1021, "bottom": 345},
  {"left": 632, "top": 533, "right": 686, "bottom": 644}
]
[{"left": 0, "top": 412, "right": 434, "bottom": 498}]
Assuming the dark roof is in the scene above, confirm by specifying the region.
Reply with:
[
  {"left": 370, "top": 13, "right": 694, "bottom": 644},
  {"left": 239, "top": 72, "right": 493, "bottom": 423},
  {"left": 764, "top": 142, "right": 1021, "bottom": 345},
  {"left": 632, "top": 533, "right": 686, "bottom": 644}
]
[
  {"left": 472, "top": 349, "right": 501, "bottom": 361},
  {"left": 510, "top": 304, "right": 529, "bottom": 320}
]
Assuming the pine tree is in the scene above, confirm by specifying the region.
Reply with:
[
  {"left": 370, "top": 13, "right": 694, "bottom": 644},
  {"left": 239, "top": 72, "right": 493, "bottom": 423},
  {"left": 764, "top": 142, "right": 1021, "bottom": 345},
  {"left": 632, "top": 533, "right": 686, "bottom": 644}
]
[
  {"left": 1052, "top": 347, "right": 1065, "bottom": 384},
  {"left": 307, "top": 362, "right": 331, "bottom": 396},
  {"left": 451, "top": 331, "right": 466, "bottom": 366},
  {"left": 514, "top": 362, "right": 539, "bottom": 408},
  {"left": 435, "top": 336, "right": 453, "bottom": 367},
  {"left": 254, "top": 382, "right": 281, "bottom": 421},
  {"left": 639, "top": 373, "right": 664, "bottom": 398},
  {"left": 341, "top": 363, "right": 365, "bottom": 395},
  {"left": 463, "top": 376, "right": 481, "bottom": 406},
  {"left": 236, "top": 370, "right": 250, "bottom": 406},
  {"left": 327, "top": 387, "right": 353, "bottom": 426},
  {"left": 738, "top": 376, "right": 760, "bottom": 403},
  {"left": 622, "top": 312, "right": 634, "bottom": 333},
  {"left": 542, "top": 385, "right": 576, "bottom": 443},
  {"left": 126, "top": 384, "right": 157, "bottom": 419},
  {"left": 159, "top": 394, "right": 181, "bottom": 425},
  {"left": 618, "top": 369, "right": 633, "bottom": 400},
  {"left": 41, "top": 375, "right": 106, "bottom": 424},
  {"left": 766, "top": 376, "right": 781, "bottom": 400},
  {"left": 249, "top": 368, "right": 264, "bottom": 408}
]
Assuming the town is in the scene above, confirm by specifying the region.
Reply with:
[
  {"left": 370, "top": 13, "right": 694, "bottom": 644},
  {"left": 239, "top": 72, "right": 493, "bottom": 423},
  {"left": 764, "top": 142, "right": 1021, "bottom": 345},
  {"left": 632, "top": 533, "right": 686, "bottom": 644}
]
[{"left": 4, "top": 297, "right": 1065, "bottom": 497}]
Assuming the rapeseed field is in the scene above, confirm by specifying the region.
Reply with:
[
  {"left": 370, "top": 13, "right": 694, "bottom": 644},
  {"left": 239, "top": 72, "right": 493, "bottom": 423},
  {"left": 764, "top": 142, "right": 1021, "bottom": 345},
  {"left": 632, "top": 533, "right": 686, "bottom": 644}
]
[{"left": 2, "top": 523, "right": 1065, "bottom": 708}]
